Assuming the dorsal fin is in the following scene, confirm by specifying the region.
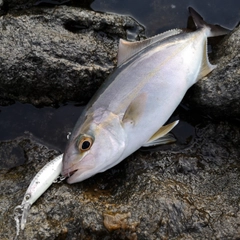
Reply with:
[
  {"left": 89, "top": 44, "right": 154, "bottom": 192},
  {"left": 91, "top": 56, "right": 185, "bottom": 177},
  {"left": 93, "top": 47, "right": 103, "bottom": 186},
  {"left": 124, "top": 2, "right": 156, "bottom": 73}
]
[{"left": 117, "top": 29, "right": 183, "bottom": 66}]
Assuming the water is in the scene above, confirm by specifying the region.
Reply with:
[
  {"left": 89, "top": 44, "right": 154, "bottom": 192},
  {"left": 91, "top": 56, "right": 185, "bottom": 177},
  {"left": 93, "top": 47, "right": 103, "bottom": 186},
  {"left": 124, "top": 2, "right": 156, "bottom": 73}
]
[
  {"left": 0, "top": 101, "right": 201, "bottom": 168},
  {"left": 0, "top": 0, "right": 239, "bottom": 168},
  {"left": 0, "top": 103, "right": 83, "bottom": 151},
  {"left": 91, "top": 0, "right": 240, "bottom": 36}
]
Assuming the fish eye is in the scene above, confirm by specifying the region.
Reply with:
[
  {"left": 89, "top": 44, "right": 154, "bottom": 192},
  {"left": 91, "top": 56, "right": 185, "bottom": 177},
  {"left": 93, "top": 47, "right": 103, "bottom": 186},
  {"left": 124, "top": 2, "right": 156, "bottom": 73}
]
[{"left": 78, "top": 136, "right": 93, "bottom": 152}]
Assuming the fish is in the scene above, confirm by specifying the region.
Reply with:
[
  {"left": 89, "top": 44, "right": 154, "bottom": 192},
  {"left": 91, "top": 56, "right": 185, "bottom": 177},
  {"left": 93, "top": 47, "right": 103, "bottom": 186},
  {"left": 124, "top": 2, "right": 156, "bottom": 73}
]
[
  {"left": 14, "top": 154, "right": 64, "bottom": 233},
  {"left": 61, "top": 8, "right": 229, "bottom": 184}
]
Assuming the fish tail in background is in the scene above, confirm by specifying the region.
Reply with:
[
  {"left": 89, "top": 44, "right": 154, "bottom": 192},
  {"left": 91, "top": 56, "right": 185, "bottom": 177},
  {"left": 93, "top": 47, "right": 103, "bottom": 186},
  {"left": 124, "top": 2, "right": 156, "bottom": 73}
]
[{"left": 189, "top": 7, "right": 231, "bottom": 37}]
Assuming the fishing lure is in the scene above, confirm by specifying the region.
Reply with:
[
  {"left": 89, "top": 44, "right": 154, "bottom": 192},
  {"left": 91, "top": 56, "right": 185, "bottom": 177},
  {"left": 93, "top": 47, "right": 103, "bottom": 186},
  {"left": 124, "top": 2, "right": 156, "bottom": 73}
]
[{"left": 14, "top": 154, "right": 65, "bottom": 236}]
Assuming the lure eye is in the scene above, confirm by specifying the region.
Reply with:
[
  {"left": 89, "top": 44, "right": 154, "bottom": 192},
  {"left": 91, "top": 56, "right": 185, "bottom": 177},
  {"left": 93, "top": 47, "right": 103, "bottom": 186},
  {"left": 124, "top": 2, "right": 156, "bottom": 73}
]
[
  {"left": 78, "top": 136, "right": 93, "bottom": 152},
  {"left": 25, "top": 193, "right": 31, "bottom": 201}
]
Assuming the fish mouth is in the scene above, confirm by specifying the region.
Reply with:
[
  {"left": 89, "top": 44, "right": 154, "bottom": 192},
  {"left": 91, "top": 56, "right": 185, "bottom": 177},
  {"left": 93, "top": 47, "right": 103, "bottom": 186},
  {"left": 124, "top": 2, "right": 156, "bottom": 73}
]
[
  {"left": 61, "top": 166, "right": 78, "bottom": 178},
  {"left": 62, "top": 153, "right": 96, "bottom": 183},
  {"left": 67, "top": 169, "right": 78, "bottom": 177},
  {"left": 63, "top": 163, "right": 96, "bottom": 184},
  {"left": 62, "top": 164, "right": 95, "bottom": 183},
  {"left": 67, "top": 169, "right": 81, "bottom": 183},
  {"left": 61, "top": 168, "right": 79, "bottom": 184}
]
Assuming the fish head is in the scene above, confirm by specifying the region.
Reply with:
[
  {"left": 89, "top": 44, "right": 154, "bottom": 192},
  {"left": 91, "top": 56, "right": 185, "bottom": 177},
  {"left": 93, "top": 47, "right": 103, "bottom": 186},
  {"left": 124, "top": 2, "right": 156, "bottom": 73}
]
[{"left": 62, "top": 112, "right": 126, "bottom": 184}]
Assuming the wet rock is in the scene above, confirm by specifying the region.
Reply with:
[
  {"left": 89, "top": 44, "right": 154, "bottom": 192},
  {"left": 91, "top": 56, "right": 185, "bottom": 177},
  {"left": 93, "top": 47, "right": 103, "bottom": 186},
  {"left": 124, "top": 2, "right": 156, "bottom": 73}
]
[
  {"left": 186, "top": 25, "right": 240, "bottom": 118},
  {"left": 0, "top": 133, "right": 60, "bottom": 169},
  {"left": 0, "top": 120, "right": 239, "bottom": 239},
  {"left": 0, "top": 5, "right": 240, "bottom": 240},
  {"left": 0, "top": 6, "right": 144, "bottom": 106},
  {"left": 0, "top": 0, "right": 93, "bottom": 13},
  {"left": 0, "top": 136, "right": 60, "bottom": 239}
]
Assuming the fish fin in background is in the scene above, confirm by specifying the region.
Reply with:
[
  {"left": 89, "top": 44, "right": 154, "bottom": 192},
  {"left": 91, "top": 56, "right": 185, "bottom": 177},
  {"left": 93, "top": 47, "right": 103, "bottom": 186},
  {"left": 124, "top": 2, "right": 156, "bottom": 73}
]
[
  {"left": 117, "top": 29, "right": 183, "bottom": 66},
  {"left": 142, "top": 120, "right": 179, "bottom": 147},
  {"left": 189, "top": 7, "right": 231, "bottom": 81},
  {"left": 189, "top": 7, "right": 230, "bottom": 37},
  {"left": 122, "top": 93, "right": 147, "bottom": 126}
]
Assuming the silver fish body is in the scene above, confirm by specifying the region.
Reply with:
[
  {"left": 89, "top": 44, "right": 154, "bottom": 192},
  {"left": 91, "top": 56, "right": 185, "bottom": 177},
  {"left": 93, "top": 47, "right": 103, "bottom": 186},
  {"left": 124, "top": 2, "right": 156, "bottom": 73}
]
[{"left": 62, "top": 8, "right": 229, "bottom": 184}]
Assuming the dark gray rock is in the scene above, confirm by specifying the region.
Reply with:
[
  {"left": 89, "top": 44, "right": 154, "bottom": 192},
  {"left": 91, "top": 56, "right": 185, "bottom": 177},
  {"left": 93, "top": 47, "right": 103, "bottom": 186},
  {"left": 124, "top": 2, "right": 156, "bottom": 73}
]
[
  {"left": 0, "top": 133, "right": 60, "bottom": 169},
  {"left": 0, "top": 6, "right": 144, "bottom": 106},
  {"left": 186, "top": 25, "right": 240, "bottom": 119},
  {"left": 0, "top": 6, "right": 240, "bottom": 240},
  {"left": 0, "top": 0, "right": 94, "bottom": 14},
  {"left": 0, "top": 120, "right": 239, "bottom": 239}
]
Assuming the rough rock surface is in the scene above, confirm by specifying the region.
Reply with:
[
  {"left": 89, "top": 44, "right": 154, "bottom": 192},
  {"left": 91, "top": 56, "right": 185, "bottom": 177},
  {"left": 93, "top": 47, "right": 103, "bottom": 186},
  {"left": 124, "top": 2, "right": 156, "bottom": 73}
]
[
  {"left": 0, "top": 0, "right": 93, "bottom": 12},
  {"left": 0, "top": 6, "right": 144, "bottom": 105},
  {"left": 0, "top": 5, "right": 240, "bottom": 240},
  {"left": 186, "top": 25, "right": 240, "bottom": 118},
  {"left": 0, "top": 120, "right": 239, "bottom": 239}
]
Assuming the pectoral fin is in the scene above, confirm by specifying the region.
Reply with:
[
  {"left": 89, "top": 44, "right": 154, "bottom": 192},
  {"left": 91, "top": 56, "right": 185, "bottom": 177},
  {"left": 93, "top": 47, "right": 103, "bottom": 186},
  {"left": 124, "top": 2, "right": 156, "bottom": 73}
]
[
  {"left": 142, "top": 120, "right": 179, "bottom": 147},
  {"left": 122, "top": 93, "right": 147, "bottom": 126}
]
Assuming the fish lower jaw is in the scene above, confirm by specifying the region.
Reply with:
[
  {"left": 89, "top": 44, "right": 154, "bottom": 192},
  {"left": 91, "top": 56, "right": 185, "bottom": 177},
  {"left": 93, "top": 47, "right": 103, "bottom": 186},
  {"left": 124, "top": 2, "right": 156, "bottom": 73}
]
[
  {"left": 61, "top": 168, "right": 78, "bottom": 178},
  {"left": 66, "top": 166, "right": 97, "bottom": 184},
  {"left": 68, "top": 169, "right": 78, "bottom": 177},
  {"left": 66, "top": 169, "right": 83, "bottom": 184}
]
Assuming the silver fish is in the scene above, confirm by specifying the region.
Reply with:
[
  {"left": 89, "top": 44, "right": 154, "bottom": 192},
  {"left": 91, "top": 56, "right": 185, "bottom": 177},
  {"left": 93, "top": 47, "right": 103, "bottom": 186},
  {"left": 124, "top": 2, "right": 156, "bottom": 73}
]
[{"left": 62, "top": 8, "right": 229, "bottom": 184}]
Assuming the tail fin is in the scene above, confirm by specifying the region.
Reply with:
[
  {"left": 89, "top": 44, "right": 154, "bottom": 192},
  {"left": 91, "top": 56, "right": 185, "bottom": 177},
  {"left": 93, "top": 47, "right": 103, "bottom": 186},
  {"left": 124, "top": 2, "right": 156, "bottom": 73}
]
[{"left": 189, "top": 7, "right": 230, "bottom": 37}]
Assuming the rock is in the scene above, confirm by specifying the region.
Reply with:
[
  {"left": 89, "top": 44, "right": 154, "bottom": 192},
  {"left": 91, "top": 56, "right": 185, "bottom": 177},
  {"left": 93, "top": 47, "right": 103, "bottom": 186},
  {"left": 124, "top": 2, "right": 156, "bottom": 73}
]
[
  {"left": 0, "top": 133, "right": 60, "bottom": 169},
  {"left": 1, "top": 6, "right": 239, "bottom": 117},
  {"left": 0, "top": 120, "right": 239, "bottom": 239},
  {"left": 0, "top": 6, "right": 144, "bottom": 106},
  {"left": 0, "top": 5, "right": 240, "bottom": 240},
  {"left": 186, "top": 25, "right": 240, "bottom": 118},
  {"left": 0, "top": 0, "right": 93, "bottom": 13}
]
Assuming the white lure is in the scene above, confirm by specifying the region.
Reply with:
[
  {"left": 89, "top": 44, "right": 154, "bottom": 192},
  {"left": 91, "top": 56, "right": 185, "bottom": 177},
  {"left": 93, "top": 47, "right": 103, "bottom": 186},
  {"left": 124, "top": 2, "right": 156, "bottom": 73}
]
[{"left": 14, "top": 154, "right": 64, "bottom": 235}]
